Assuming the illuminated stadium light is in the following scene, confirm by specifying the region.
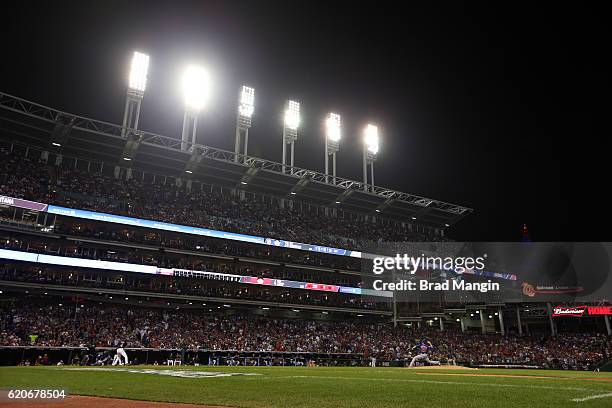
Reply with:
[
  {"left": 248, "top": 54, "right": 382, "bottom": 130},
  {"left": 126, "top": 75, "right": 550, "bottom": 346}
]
[
  {"left": 364, "top": 124, "right": 379, "bottom": 155},
  {"left": 238, "top": 85, "right": 255, "bottom": 118},
  {"left": 182, "top": 65, "right": 209, "bottom": 111},
  {"left": 324, "top": 113, "right": 341, "bottom": 183},
  {"left": 282, "top": 100, "right": 300, "bottom": 174},
  {"left": 362, "top": 123, "right": 378, "bottom": 191},
  {"left": 284, "top": 100, "right": 300, "bottom": 130},
  {"left": 122, "top": 51, "right": 149, "bottom": 137},
  {"left": 128, "top": 51, "right": 149, "bottom": 93},
  {"left": 326, "top": 112, "right": 341, "bottom": 142},
  {"left": 235, "top": 86, "right": 255, "bottom": 162}
]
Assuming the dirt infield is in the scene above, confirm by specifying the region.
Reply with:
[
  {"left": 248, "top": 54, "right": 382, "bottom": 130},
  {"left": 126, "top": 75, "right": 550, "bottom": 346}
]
[{"left": 2, "top": 395, "right": 230, "bottom": 408}]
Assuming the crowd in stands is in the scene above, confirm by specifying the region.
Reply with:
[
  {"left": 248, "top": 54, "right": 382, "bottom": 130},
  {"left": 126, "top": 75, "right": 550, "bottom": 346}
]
[
  {"left": 0, "top": 148, "right": 444, "bottom": 251},
  {"left": 0, "top": 266, "right": 384, "bottom": 310},
  {"left": 0, "top": 235, "right": 363, "bottom": 287},
  {"left": 52, "top": 222, "right": 362, "bottom": 271},
  {"left": 1, "top": 302, "right": 609, "bottom": 370}
]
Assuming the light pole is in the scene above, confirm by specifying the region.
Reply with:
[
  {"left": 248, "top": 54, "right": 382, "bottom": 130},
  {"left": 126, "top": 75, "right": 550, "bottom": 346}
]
[
  {"left": 325, "top": 113, "right": 341, "bottom": 184},
  {"left": 122, "top": 51, "right": 149, "bottom": 137},
  {"left": 181, "top": 65, "right": 209, "bottom": 151},
  {"left": 282, "top": 100, "right": 300, "bottom": 174},
  {"left": 363, "top": 124, "right": 378, "bottom": 191},
  {"left": 235, "top": 86, "right": 254, "bottom": 162}
]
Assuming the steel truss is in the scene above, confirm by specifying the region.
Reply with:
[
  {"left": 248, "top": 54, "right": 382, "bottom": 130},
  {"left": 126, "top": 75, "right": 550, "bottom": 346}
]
[{"left": 0, "top": 91, "right": 473, "bottom": 217}]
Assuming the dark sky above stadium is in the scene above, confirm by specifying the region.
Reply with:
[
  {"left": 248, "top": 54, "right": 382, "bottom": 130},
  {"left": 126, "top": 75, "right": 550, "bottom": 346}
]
[{"left": 1, "top": 2, "right": 608, "bottom": 241}]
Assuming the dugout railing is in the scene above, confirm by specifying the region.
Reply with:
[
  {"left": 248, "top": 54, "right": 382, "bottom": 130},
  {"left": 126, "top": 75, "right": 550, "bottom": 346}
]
[{"left": 0, "top": 346, "right": 367, "bottom": 367}]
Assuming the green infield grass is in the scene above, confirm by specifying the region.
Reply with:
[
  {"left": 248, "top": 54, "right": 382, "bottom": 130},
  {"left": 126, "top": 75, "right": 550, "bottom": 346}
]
[{"left": 1, "top": 365, "right": 611, "bottom": 407}]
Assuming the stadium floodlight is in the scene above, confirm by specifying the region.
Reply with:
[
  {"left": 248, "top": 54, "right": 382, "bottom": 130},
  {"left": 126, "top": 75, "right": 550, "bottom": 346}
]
[
  {"left": 284, "top": 100, "right": 300, "bottom": 131},
  {"left": 182, "top": 65, "right": 209, "bottom": 111},
  {"left": 238, "top": 86, "right": 255, "bottom": 118},
  {"left": 122, "top": 51, "right": 149, "bottom": 138},
  {"left": 326, "top": 113, "right": 341, "bottom": 143},
  {"left": 180, "top": 65, "right": 209, "bottom": 150},
  {"left": 324, "top": 112, "right": 341, "bottom": 183},
  {"left": 364, "top": 124, "right": 379, "bottom": 155},
  {"left": 362, "top": 123, "right": 379, "bottom": 191},
  {"left": 282, "top": 100, "right": 300, "bottom": 174},
  {"left": 128, "top": 51, "right": 149, "bottom": 93},
  {"left": 235, "top": 85, "right": 255, "bottom": 163}
]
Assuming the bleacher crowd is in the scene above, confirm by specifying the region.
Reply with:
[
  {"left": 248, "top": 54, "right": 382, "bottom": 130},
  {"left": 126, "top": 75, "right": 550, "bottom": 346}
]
[
  {"left": 0, "top": 149, "right": 442, "bottom": 251},
  {"left": 1, "top": 302, "right": 609, "bottom": 370}
]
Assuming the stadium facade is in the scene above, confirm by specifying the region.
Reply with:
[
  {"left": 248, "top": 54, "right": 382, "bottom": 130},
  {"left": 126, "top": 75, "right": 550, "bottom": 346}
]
[{"left": 0, "top": 91, "right": 610, "bottom": 369}]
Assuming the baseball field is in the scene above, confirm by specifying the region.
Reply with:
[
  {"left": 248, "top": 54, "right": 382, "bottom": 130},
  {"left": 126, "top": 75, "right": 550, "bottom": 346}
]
[{"left": 1, "top": 366, "right": 612, "bottom": 408}]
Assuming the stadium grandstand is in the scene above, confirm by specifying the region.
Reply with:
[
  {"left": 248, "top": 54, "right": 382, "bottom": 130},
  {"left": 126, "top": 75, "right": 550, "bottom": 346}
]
[{"left": 0, "top": 91, "right": 610, "bottom": 371}]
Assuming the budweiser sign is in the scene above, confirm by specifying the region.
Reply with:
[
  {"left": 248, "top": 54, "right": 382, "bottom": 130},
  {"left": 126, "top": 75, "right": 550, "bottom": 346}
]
[
  {"left": 552, "top": 305, "right": 612, "bottom": 317},
  {"left": 552, "top": 306, "right": 586, "bottom": 317}
]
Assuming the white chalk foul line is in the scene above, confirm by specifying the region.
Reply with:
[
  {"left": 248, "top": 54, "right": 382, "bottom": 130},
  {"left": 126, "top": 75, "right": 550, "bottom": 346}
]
[{"left": 571, "top": 392, "right": 612, "bottom": 402}]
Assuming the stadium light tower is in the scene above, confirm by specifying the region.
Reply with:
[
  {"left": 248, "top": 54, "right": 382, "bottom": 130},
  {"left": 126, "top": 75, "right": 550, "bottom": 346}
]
[
  {"left": 181, "top": 65, "right": 209, "bottom": 151},
  {"left": 363, "top": 124, "right": 379, "bottom": 192},
  {"left": 122, "top": 51, "right": 149, "bottom": 137},
  {"left": 282, "top": 100, "right": 300, "bottom": 174},
  {"left": 235, "top": 85, "right": 255, "bottom": 162},
  {"left": 325, "top": 113, "right": 341, "bottom": 183}
]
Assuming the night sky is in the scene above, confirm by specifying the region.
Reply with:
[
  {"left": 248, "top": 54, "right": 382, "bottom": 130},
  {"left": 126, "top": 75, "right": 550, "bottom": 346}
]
[{"left": 1, "top": 1, "right": 608, "bottom": 241}]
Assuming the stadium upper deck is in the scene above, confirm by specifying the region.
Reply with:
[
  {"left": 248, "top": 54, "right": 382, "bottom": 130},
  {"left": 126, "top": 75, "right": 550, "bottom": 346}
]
[{"left": 0, "top": 91, "right": 472, "bottom": 238}]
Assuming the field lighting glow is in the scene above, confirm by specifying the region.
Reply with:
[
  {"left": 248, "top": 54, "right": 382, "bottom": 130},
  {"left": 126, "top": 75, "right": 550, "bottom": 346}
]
[
  {"left": 182, "top": 65, "right": 210, "bottom": 110},
  {"left": 364, "top": 124, "right": 379, "bottom": 155},
  {"left": 239, "top": 85, "right": 255, "bottom": 118},
  {"left": 128, "top": 52, "right": 149, "bottom": 93},
  {"left": 284, "top": 100, "right": 300, "bottom": 130},
  {"left": 326, "top": 112, "right": 341, "bottom": 142}
]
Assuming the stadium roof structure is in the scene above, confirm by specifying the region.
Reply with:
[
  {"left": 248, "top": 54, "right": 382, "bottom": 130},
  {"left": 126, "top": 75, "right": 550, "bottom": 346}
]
[{"left": 0, "top": 92, "right": 473, "bottom": 228}]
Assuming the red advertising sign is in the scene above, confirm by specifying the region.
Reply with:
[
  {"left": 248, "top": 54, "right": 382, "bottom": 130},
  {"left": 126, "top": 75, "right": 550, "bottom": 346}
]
[
  {"left": 587, "top": 306, "right": 612, "bottom": 316},
  {"left": 553, "top": 305, "right": 612, "bottom": 317},
  {"left": 552, "top": 306, "right": 587, "bottom": 317}
]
